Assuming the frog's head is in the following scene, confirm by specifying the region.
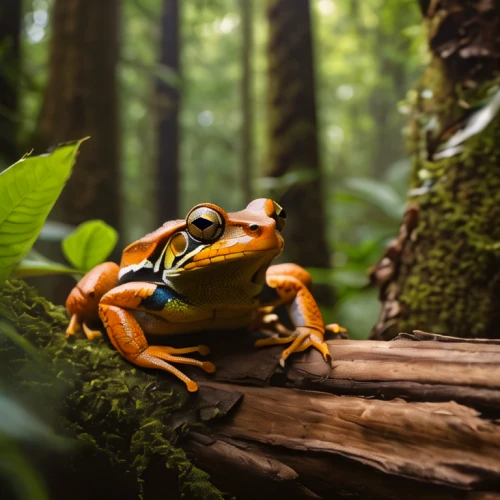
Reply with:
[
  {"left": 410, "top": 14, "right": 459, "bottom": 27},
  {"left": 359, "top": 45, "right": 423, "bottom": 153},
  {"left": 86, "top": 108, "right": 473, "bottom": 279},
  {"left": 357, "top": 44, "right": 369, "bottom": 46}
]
[{"left": 119, "top": 199, "right": 286, "bottom": 287}]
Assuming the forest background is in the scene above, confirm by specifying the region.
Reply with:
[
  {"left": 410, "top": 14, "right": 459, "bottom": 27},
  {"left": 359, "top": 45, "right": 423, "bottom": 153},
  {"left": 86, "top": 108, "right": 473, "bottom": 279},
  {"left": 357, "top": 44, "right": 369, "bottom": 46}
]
[{"left": 0, "top": 0, "right": 424, "bottom": 339}]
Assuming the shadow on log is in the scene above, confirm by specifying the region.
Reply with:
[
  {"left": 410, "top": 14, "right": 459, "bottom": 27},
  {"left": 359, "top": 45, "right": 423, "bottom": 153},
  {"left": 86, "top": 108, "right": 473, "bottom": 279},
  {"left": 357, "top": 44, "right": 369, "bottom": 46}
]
[{"left": 1, "top": 280, "right": 500, "bottom": 499}]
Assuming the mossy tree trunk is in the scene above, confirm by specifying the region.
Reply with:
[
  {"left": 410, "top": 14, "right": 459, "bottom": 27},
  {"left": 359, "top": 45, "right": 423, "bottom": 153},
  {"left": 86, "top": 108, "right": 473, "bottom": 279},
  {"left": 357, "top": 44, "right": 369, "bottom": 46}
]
[
  {"left": 38, "top": 0, "right": 121, "bottom": 230},
  {"left": 0, "top": 0, "right": 21, "bottom": 167},
  {"left": 370, "top": 0, "right": 500, "bottom": 340},
  {"left": 266, "top": 0, "right": 330, "bottom": 270}
]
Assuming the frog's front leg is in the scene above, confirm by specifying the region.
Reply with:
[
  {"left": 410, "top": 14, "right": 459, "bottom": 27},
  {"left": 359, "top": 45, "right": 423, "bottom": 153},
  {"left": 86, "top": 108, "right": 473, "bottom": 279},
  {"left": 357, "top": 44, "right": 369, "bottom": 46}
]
[
  {"left": 255, "top": 264, "right": 341, "bottom": 366},
  {"left": 98, "top": 283, "right": 215, "bottom": 392},
  {"left": 66, "top": 262, "right": 120, "bottom": 340}
]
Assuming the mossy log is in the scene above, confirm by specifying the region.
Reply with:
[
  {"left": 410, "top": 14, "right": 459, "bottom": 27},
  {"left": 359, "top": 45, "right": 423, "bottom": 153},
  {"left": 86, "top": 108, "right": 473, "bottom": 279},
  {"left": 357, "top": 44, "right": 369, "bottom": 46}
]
[{"left": 1, "top": 280, "right": 500, "bottom": 499}]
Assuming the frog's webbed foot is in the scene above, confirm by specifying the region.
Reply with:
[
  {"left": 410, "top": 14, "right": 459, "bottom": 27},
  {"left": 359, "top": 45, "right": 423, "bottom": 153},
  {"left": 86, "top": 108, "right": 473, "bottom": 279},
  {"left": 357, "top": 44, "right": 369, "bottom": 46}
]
[{"left": 255, "top": 326, "right": 332, "bottom": 368}]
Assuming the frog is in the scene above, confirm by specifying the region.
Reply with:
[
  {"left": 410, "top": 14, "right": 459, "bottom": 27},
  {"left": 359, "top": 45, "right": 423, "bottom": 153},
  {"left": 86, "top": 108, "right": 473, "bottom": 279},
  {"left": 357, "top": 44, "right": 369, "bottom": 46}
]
[{"left": 65, "top": 198, "right": 346, "bottom": 392}]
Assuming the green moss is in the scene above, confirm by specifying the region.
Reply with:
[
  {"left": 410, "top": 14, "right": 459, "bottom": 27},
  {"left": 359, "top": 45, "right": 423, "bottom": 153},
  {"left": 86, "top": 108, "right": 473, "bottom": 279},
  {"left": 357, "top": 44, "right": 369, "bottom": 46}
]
[
  {"left": 397, "top": 94, "right": 500, "bottom": 337},
  {"left": 0, "top": 279, "right": 225, "bottom": 499}
]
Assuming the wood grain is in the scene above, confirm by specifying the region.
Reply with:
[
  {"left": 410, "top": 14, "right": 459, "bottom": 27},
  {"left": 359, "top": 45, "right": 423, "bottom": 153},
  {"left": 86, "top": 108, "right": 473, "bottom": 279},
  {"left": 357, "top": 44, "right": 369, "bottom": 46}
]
[{"left": 179, "top": 332, "right": 500, "bottom": 497}]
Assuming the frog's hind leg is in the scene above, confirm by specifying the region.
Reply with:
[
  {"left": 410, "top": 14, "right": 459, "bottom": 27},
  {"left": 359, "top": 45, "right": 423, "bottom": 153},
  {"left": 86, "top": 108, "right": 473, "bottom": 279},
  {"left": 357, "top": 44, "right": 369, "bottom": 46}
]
[
  {"left": 65, "top": 262, "right": 120, "bottom": 339},
  {"left": 98, "top": 283, "right": 214, "bottom": 392}
]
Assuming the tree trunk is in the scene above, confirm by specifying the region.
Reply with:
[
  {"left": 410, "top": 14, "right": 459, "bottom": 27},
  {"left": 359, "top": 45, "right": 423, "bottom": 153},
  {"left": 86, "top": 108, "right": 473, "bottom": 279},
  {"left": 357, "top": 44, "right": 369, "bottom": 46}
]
[
  {"left": 266, "top": 0, "right": 330, "bottom": 270},
  {"left": 38, "top": 0, "right": 120, "bottom": 230},
  {"left": 156, "top": 0, "right": 181, "bottom": 224},
  {"left": 0, "top": 0, "right": 21, "bottom": 167},
  {"left": 240, "top": 0, "right": 254, "bottom": 205},
  {"left": 31, "top": 0, "right": 121, "bottom": 306},
  {"left": 3, "top": 280, "right": 500, "bottom": 499},
  {"left": 370, "top": 0, "right": 500, "bottom": 340}
]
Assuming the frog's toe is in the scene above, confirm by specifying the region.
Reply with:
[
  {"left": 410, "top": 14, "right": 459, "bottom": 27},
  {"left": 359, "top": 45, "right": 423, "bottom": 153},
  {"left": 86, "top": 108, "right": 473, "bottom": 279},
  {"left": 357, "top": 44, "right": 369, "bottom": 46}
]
[
  {"left": 202, "top": 361, "right": 216, "bottom": 373},
  {"left": 198, "top": 345, "right": 211, "bottom": 356},
  {"left": 257, "top": 327, "right": 332, "bottom": 366},
  {"left": 82, "top": 322, "right": 103, "bottom": 341},
  {"left": 156, "top": 344, "right": 211, "bottom": 356},
  {"left": 186, "top": 380, "right": 199, "bottom": 392},
  {"left": 65, "top": 314, "right": 81, "bottom": 338},
  {"left": 254, "top": 334, "right": 297, "bottom": 348},
  {"left": 325, "top": 323, "right": 348, "bottom": 339}
]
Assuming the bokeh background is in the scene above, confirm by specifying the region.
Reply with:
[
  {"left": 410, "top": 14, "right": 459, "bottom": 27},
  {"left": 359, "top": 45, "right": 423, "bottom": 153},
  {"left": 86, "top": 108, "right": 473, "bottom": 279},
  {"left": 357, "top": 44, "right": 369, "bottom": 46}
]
[{"left": 1, "top": 0, "right": 426, "bottom": 338}]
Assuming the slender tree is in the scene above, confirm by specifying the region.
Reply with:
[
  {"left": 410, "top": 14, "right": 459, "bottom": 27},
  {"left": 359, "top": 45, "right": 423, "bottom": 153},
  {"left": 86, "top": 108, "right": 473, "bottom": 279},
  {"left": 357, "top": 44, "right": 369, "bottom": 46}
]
[
  {"left": 156, "top": 0, "right": 180, "bottom": 223},
  {"left": 38, "top": 0, "right": 120, "bottom": 230},
  {"left": 371, "top": 0, "right": 500, "bottom": 339},
  {"left": 240, "top": 0, "right": 254, "bottom": 204},
  {"left": 0, "top": 0, "right": 21, "bottom": 166},
  {"left": 266, "top": 0, "right": 330, "bottom": 270}
]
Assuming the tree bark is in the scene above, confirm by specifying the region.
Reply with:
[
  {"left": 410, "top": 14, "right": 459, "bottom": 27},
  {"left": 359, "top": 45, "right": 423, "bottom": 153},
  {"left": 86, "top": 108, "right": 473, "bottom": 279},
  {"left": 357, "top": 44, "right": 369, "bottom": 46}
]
[
  {"left": 2, "top": 280, "right": 500, "bottom": 499},
  {"left": 156, "top": 0, "right": 181, "bottom": 223},
  {"left": 38, "top": 0, "right": 120, "bottom": 230},
  {"left": 266, "top": 0, "right": 330, "bottom": 270},
  {"left": 370, "top": 0, "right": 500, "bottom": 340},
  {"left": 0, "top": 0, "right": 21, "bottom": 166}
]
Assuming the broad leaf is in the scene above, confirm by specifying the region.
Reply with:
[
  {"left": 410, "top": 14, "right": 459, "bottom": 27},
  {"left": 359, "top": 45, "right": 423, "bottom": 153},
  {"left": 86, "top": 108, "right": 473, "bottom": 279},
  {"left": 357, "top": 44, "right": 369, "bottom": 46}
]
[
  {"left": 342, "top": 178, "right": 405, "bottom": 220},
  {"left": 0, "top": 437, "right": 50, "bottom": 500},
  {"left": 12, "top": 260, "right": 82, "bottom": 278},
  {"left": 0, "top": 139, "right": 87, "bottom": 287},
  {"left": 62, "top": 219, "right": 118, "bottom": 272}
]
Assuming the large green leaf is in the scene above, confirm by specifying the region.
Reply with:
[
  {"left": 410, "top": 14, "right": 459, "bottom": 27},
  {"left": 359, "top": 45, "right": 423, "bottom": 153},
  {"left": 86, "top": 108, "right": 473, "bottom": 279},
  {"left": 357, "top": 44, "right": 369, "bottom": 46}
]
[
  {"left": 0, "top": 139, "right": 87, "bottom": 287},
  {"left": 342, "top": 177, "right": 405, "bottom": 220},
  {"left": 62, "top": 219, "right": 118, "bottom": 272}
]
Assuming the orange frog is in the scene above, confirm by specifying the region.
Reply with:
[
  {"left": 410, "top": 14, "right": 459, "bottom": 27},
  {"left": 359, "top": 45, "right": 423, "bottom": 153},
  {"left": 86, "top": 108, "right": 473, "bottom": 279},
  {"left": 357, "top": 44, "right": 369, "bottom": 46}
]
[{"left": 66, "top": 199, "right": 345, "bottom": 392}]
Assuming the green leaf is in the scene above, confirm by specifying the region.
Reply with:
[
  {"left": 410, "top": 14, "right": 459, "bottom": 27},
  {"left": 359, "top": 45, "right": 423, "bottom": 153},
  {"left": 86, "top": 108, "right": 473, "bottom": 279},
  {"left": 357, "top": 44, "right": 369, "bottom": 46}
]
[
  {"left": 62, "top": 220, "right": 118, "bottom": 272},
  {"left": 341, "top": 178, "right": 405, "bottom": 220},
  {"left": 0, "top": 437, "right": 50, "bottom": 500},
  {"left": 0, "top": 139, "right": 87, "bottom": 287},
  {"left": 0, "top": 392, "right": 69, "bottom": 449},
  {"left": 12, "top": 260, "right": 82, "bottom": 278},
  {"left": 0, "top": 319, "right": 43, "bottom": 362}
]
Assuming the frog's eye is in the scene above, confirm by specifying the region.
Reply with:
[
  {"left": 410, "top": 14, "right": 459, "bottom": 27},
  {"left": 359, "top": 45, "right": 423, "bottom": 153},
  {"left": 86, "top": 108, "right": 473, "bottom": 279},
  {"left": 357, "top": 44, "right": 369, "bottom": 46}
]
[
  {"left": 186, "top": 206, "right": 225, "bottom": 242},
  {"left": 272, "top": 201, "right": 286, "bottom": 232}
]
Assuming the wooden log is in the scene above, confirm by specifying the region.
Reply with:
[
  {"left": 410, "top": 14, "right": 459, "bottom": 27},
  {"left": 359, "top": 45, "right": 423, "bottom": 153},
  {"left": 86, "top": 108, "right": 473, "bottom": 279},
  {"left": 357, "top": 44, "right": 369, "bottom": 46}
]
[
  {"left": 186, "top": 330, "right": 500, "bottom": 411},
  {"left": 178, "top": 331, "right": 500, "bottom": 497},
  {"left": 194, "top": 381, "right": 500, "bottom": 488},
  {"left": 6, "top": 281, "right": 500, "bottom": 498},
  {"left": 285, "top": 335, "right": 500, "bottom": 410}
]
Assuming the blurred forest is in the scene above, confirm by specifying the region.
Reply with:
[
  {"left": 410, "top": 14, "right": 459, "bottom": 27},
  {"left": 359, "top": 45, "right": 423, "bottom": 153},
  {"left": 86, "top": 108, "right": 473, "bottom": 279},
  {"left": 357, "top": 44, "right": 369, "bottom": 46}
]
[{"left": 0, "top": 0, "right": 425, "bottom": 338}]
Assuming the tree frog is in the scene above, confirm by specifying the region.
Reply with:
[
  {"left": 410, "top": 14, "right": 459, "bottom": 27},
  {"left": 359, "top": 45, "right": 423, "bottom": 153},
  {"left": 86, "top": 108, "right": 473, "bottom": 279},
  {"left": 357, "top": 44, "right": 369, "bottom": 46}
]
[{"left": 65, "top": 199, "right": 345, "bottom": 392}]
